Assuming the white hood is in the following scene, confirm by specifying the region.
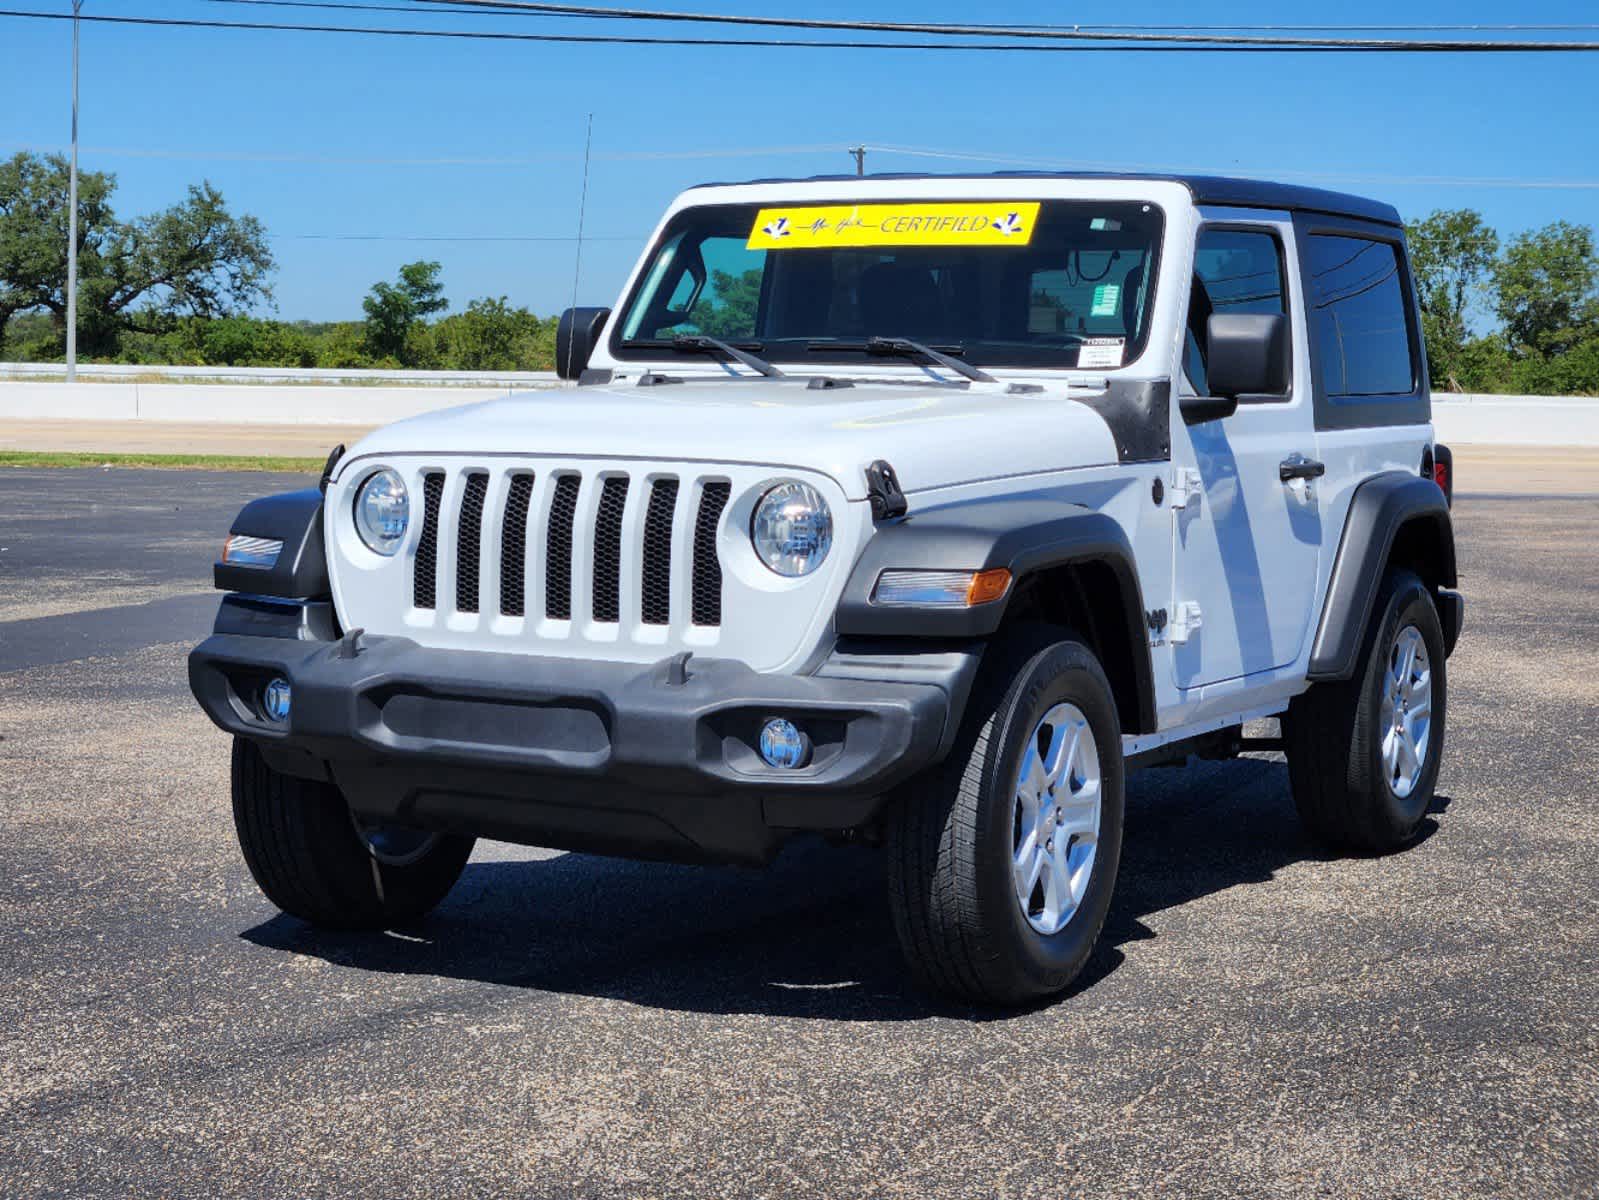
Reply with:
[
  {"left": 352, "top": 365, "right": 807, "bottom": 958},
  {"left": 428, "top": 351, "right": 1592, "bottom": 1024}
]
[{"left": 337, "top": 376, "right": 1123, "bottom": 499}]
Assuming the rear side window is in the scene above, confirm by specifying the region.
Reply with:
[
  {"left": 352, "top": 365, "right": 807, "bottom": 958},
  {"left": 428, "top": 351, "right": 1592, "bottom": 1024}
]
[
  {"left": 1305, "top": 235, "right": 1415, "bottom": 396},
  {"left": 1184, "top": 228, "right": 1287, "bottom": 394}
]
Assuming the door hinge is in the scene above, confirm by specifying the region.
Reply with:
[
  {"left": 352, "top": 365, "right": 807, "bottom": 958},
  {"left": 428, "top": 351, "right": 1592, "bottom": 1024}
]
[
  {"left": 1170, "top": 467, "right": 1204, "bottom": 510},
  {"left": 1146, "top": 608, "right": 1169, "bottom": 646},
  {"left": 1169, "top": 601, "right": 1203, "bottom": 645}
]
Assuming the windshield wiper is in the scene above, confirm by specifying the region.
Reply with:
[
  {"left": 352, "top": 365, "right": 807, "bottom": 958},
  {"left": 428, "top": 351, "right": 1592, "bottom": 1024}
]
[
  {"left": 668, "top": 334, "right": 784, "bottom": 378},
  {"left": 838, "top": 336, "right": 995, "bottom": 384}
]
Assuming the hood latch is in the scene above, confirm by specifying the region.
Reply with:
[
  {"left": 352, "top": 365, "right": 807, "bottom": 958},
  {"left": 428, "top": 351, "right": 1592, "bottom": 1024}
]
[{"left": 865, "top": 459, "right": 908, "bottom": 522}]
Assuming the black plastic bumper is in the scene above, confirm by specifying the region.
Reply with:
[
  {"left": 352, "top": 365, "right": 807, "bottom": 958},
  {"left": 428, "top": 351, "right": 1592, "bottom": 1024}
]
[{"left": 188, "top": 602, "right": 971, "bottom": 864}]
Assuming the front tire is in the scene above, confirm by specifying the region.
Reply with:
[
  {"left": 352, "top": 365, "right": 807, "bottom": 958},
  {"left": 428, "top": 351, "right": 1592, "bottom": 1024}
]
[
  {"left": 1286, "top": 568, "right": 1448, "bottom": 852},
  {"left": 231, "top": 738, "right": 474, "bottom": 928},
  {"left": 887, "top": 631, "right": 1125, "bottom": 1007}
]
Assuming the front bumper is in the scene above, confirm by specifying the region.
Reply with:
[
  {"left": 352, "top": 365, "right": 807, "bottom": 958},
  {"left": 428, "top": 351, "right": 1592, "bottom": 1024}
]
[{"left": 189, "top": 600, "right": 972, "bottom": 864}]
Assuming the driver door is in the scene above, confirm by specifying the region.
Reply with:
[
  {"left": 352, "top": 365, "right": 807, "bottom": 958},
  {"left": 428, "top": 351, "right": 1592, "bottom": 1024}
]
[{"left": 1170, "top": 217, "right": 1323, "bottom": 690}]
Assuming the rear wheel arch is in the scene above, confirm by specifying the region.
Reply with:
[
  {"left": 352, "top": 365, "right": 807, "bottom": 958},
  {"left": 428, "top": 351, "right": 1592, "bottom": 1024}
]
[{"left": 1309, "top": 471, "right": 1456, "bottom": 681}]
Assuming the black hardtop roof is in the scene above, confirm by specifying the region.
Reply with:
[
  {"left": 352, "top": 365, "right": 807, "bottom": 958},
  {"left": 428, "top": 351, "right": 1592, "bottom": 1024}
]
[{"left": 691, "top": 170, "right": 1403, "bottom": 227}]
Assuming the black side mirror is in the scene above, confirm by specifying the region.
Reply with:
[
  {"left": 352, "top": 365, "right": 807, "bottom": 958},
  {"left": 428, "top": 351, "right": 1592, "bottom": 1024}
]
[
  {"left": 1180, "top": 313, "right": 1289, "bottom": 426},
  {"left": 555, "top": 306, "right": 611, "bottom": 380},
  {"left": 1207, "top": 312, "right": 1289, "bottom": 400}
]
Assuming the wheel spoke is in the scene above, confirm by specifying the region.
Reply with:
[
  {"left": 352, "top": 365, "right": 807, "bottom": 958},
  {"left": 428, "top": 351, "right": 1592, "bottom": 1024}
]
[
  {"left": 1058, "top": 781, "right": 1101, "bottom": 836},
  {"left": 1017, "top": 743, "right": 1047, "bottom": 803},
  {"left": 1013, "top": 827, "right": 1038, "bottom": 870},
  {"left": 1406, "top": 692, "right": 1432, "bottom": 725},
  {"left": 1396, "top": 728, "right": 1419, "bottom": 784},
  {"left": 1044, "top": 722, "right": 1082, "bottom": 792},
  {"left": 1017, "top": 842, "right": 1047, "bottom": 902},
  {"left": 1382, "top": 726, "right": 1402, "bottom": 781},
  {"left": 1407, "top": 664, "right": 1430, "bottom": 704},
  {"left": 1041, "top": 839, "right": 1072, "bottom": 925}
]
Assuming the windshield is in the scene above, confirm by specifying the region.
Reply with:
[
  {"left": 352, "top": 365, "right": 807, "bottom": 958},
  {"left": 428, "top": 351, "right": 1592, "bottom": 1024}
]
[{"left": 611, "top": 199, "right": 1163, "bottom": 371}]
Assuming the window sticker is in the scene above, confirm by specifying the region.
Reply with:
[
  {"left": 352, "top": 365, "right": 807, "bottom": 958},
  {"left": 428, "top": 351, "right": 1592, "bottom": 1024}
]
[
  {"left": 1077, "top": 336, "right": 1125, "bottom": 369},
  {"left": 1090, "top": 284, "right": 1121, "bottom": 317},
  {"left": 746, "top": 202, "right": 1041, "bottom": 250}
]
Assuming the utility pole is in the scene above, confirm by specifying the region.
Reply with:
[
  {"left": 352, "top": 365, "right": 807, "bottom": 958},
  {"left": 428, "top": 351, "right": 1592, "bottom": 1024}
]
[
  {"left": 849, "top": 145, "right": 866, "bottom": 177},
  {"left": 66, "top": 0, "right": 82, "bottom": 381}
]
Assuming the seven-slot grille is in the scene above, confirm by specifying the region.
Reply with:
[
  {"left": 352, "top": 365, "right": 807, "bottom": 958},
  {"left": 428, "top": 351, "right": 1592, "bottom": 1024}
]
[{"left": 412, "top": 468, "right": 731, "bottom": 630}]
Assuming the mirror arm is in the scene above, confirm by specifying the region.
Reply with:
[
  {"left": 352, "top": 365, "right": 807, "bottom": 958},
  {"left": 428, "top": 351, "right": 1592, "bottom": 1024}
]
[{"left": 1179, "top": 393, "right": 1240, "bottom": 426}]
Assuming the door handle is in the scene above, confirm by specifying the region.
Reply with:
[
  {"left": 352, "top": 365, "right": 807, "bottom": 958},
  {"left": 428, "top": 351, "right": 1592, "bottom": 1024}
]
[{"left": 1279, "top": 454, "right": 1326, "bottom": 482}]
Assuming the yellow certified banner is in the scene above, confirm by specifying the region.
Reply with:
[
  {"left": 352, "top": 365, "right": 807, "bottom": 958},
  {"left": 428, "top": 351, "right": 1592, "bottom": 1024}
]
[{"left": 747, "top": 202, "right": 1041, "bottom": 250}]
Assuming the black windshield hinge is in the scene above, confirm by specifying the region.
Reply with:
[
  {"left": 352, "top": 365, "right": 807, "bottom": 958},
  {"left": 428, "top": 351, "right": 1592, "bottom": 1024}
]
[
  {"left": 865, "top": 459, "right": 908, "bottom": 522},
  {"left": 319, "top": 443, "right": 346, "bottom": 494}
]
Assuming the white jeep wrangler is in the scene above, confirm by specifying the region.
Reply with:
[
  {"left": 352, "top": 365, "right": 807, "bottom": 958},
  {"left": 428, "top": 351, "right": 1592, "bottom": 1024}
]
[{"left": 191, "top": 173, "right": 1462, "bottom": 1005}]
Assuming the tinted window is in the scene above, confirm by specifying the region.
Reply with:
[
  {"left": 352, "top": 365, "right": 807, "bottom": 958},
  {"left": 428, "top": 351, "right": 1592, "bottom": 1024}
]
[
  {"left": 613, "top": 201, "right": 1163, "bottom": 370},
  {"left": 1305, "top": 235, "right": 1414, "bottom": 396},
  {"left": 1184, "top": 228, "right": 1287, "bottom": 394}
]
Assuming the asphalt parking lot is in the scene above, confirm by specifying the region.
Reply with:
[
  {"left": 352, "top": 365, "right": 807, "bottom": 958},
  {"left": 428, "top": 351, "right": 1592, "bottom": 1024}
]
[{"left": 1, "top": 463, "right": 1595, "bottom": 1199}]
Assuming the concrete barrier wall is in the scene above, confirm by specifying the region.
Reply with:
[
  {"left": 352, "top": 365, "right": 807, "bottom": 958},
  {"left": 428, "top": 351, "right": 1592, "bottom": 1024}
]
[
  {"left": 0, "top": 380, "right": 559, "bottom": 425},
  {"left": 1430, "top": 395, "right": 1599, "bottom": 447},
  {"left": 0, "top": 379, "right": 1594, "bottom": 444},
  {"left": 0, "top": 361, "right": 559, "bottom": 388}
]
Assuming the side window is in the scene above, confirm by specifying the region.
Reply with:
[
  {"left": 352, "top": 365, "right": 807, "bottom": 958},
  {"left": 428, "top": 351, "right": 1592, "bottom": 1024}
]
[
  {"left": 1184, "top": 228, "right": 1288, "bottom": 394},
  {"left": 1304, "top": 234, "right": 1414, "bottom": 397}
]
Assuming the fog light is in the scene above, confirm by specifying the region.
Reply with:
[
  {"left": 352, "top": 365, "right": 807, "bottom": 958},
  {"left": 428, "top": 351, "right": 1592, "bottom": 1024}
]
[
  {"left": 262, "top": 677, "right": 292, "bottom": 723},
  {"left": 759, "top": 718, "right": 810, "bottom": 769}
]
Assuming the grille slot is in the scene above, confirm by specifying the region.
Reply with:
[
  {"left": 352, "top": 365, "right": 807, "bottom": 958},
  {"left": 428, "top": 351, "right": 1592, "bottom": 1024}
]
[
  {"left": 413, "top": 471, "right": 445, "bottom": 610},
  {"left": 545, "top": 475, "right": 581, "bottom": 621},
  {"left": 592, "top": 476, "right": 630, "bottom": 623},
  {"left": 499, "top": 473, "right": 534, "bottom": 616},
  {"left": 692, "top": 481, "right": 731, "bottom": 627},
  {"left": 641, "top": 478, "right": 679, "bottom": 625},
  {"left": 455, "top": 471, "right": 489, "bottom": 614}
]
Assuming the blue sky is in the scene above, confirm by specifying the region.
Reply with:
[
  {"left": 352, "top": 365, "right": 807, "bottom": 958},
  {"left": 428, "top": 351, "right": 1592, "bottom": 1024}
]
[{"left": 3, "top": 0, "right": 1597, "bottom": 321}]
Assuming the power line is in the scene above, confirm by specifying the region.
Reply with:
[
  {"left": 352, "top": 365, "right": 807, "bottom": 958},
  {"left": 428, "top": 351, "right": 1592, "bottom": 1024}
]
[
  {"left": 4, "top": 8, "right": 1599, "bottom": 51},
  {"left": 206, "top": 0, "right": 1599, "bottom": 34},
  {"left": 423, "top": 0, "right": 1599, "bottom": 50},
  {"left": 0, "top": 139, "right": 849, "bottom": 165}
]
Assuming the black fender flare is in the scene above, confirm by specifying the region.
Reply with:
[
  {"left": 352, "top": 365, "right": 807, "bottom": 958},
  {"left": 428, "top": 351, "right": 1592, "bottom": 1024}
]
[
  {"left": 1307, "top": 471, "right": 1456, "bottom": 681},
  {"left": 833, "top": 498, "right": 1157, "bottom": 733},
  {"left": 213, "top": 488, "right": 331, "bottom": 600}
]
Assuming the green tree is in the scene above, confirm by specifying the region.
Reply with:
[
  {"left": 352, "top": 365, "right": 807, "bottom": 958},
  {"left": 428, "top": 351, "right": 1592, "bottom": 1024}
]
[
  {"left": 684, "top": 268, "right": 762, "bottom": 339},
  {"left": 0, "top": 151, "right": 273, "bottom": 357},
  {"left": 1495, "top": 220, "right": 1599, "bottom": 356},
  {"left": 433, "top": 297, "right": 558, "bottom": 370},
  {"left": 1407, "top": 209, "right": 1498, "bottom": 390},
  {"left": 362, "top": 260, "right": 448, "bottom": 363}
]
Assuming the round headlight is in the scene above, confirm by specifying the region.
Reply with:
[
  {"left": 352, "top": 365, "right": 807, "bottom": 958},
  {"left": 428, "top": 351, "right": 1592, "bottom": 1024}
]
[
  {"left": 751, "top": 481, "right": 832, "bottom": 577},
  {"left": 353, "top": 468, "right": 409, "bottom": 556}
]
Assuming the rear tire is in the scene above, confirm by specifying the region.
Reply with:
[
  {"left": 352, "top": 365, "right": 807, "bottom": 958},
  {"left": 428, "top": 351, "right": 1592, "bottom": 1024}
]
[
  {"left": 1286, "top": 569, "right": 1447, "bottom": 852},
  {"left": 887, "top": 630, "right": 1125, "bottom": 1007},
  {"left": 231, "top": 738, "right": 474, "bottom": 928}
]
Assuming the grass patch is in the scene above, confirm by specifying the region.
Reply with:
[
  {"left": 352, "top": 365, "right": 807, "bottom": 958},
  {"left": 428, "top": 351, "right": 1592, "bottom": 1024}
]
[{"left": 0, "top": 450, "right": 323, "bottom": 472}]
